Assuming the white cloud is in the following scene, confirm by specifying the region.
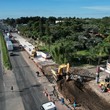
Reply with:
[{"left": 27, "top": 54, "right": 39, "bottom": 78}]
[{"left": 83, "top": 6, "right": 110, "bottom": 11}]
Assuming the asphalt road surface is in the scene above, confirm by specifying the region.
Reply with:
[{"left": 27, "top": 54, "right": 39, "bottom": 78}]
[
  {"left": 10, "top": 51, "right": 48, "bottom": 110},
  {"left": 0, "top": 51, "right": 6, "bottom": 110}
]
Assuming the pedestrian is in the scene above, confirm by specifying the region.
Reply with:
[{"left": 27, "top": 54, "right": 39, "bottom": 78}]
[
  {"left": 11, "top": 86, "right": 13, "bottom": 91},
  {"left": 36, "top": 71, "right": 39, "bottom": 77}
]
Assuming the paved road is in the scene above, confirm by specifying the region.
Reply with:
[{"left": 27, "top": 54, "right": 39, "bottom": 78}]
[
  {"left": 10, "top": 51, "right": 48, "bottom": 110},
  {"left": 0, "top": 51, "right": 6, "bottom": 110}
]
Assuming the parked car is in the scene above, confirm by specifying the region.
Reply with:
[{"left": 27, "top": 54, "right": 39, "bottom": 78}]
[
  {"left": 40, "top": 102, "right": 56, "bottom": 110},
  {"left": 10, "top": 52, "right": 14, "bottom": 56}
]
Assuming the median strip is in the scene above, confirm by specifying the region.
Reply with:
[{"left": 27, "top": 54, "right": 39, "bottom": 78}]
[{"left": 0, "top": 32, "right": 12, "bottom": 70}]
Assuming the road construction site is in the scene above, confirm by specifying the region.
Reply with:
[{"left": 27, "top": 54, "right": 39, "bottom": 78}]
[{"left": 9, "top": 33, "right": 110, "bottom": 110}]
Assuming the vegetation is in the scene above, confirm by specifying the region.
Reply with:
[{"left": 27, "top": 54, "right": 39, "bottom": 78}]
[
  {"left": 0, "top": 32, "right": 12, "bottom": 69},
  {"left": 3, "top": 16, "right": 110, "bottom": 65}
]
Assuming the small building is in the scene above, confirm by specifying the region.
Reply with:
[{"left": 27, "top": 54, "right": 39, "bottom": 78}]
[
  {"left": 55, "top": 20, "right": 64, "bottom": 24},
  {"left": 6, "top": 41, "right": 13, "bottom": 51}
]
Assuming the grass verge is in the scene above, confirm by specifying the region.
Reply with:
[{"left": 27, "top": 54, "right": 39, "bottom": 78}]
[{"left": 0, "top": 32, "right": 12, "bottom": 70}]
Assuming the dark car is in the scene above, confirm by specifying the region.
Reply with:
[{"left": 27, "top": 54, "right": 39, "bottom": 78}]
[{"left": 10, "top": 52, "right": 14, "bottom": 56}]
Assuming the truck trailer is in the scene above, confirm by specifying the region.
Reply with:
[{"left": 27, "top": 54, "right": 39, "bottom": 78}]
[{"left": 6, "top": 41, "right": 13, "bottom": 51}]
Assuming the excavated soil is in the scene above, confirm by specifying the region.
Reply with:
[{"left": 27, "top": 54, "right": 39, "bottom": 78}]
[
  {"left": 44, "top": 66, "right": 110, "bottom": 110},
  {"left": 57, "top": 79, "right": 110, "bottom": 110}
]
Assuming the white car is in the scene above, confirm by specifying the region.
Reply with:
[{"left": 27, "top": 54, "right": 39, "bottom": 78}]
[{"left": 40, "top": 102, "right": 56, "bottom": 110}]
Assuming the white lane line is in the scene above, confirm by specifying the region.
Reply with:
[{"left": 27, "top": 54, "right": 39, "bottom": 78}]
[{"left": 3, "top": 82, "right": 5, "bottom": 88}]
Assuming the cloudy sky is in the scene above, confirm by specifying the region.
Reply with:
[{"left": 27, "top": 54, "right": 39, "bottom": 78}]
[{"left": 0, "top": 0, "right": 110, "bottom": 19}]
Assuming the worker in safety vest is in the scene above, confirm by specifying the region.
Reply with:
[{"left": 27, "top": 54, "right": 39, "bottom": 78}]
[{"left": 73, "top": 101, "right": 77, "bottom": 110}]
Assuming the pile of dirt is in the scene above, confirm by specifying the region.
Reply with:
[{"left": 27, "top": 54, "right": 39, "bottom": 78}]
[
  {"left": 42, "top": 65, "right": 110, "bottom": 109},
  {"left": 70, "top": 67, "right": 95, "bottom": 78},
  {"left": 42, "top": 64, "right": 58, "bottom": 75},
  {"left": 57, "top": 79, "right": 110, "bottom": 110},
  {"left": 42, "top": 65, "right": 58, "bottom": 83}
]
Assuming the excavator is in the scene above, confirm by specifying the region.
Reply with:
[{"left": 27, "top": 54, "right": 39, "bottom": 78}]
[
  {"left": 29, "top": 47, "right": 38, "bottom": 59},
  {"left": 51, "top": 63, "right": 70, "bottom": 81}
]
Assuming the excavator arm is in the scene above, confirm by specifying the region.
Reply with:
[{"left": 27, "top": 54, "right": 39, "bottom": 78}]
[
  {"left": 58, "top": 63, "right": 70, "bottom": 75},
  {"left": 51, "top": 63, "right": 70, "bottom": 81}
]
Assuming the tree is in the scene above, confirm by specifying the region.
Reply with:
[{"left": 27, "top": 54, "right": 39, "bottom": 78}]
[
  {"left": 48, "top": 16, "right": 56, "bottom": 24},
  {"left": 39, "top": 18, "right": 44, "bottom": 37},
  {"left": 45, "top": 20, "right": 50, "bottom": 36}
]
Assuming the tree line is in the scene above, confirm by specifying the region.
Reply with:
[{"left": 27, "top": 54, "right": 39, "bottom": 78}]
[{"left": 3, "top": 16, "right": 110, "bottom": 65}]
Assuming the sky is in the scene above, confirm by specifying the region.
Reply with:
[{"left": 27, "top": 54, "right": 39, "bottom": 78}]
[{"left": 0, "top": 0, "right": 110, "bottom": 19}]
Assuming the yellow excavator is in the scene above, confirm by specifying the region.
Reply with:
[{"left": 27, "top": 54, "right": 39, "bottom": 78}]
[
  {"left": 30, "top": 47, "right": 38, "bottom": 59},
  {"left": 51, "top": 63, "right": 70, "bottom": 81}
]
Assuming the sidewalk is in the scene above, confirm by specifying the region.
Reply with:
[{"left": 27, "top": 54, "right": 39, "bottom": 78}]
[{"left": 3, "top": 69, "right": 25, "bottom": 110}]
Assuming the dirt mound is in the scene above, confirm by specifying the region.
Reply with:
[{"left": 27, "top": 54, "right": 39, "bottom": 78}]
[
  {"left": 70, "top": 67, "right": 95, "bottom": 78},
  {"left": 42, "top": 65, "right": 110, "bottom": 109},
  {"left": 57, "top": 79, "right": 110, "bottom": 110}
]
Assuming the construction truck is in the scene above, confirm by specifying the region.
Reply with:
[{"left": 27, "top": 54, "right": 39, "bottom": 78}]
[
  {"left": 99, "top": 81, "right": 110, "bottom": 92},
  {"left": 29, "top": 47, "right": 38, "bottom": 59},
  {"left": 99, "top": 78, "right": 110, "bottom": 92},
  {"left": 51, "top": 63, "right": 70, "bottom": 81}
]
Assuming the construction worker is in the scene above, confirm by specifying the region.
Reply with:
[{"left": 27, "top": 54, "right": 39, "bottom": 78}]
[{"left": 73, "top": 101, "right": 77, "bottom": 110}]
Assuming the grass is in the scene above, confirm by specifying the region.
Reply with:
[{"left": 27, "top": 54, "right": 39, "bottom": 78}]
[
  {"left": 76, "top": 50, "right": 89, "bottom": 56},
  {"left": 0, "top": 32, "right": 12, "bottom": 70}
]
